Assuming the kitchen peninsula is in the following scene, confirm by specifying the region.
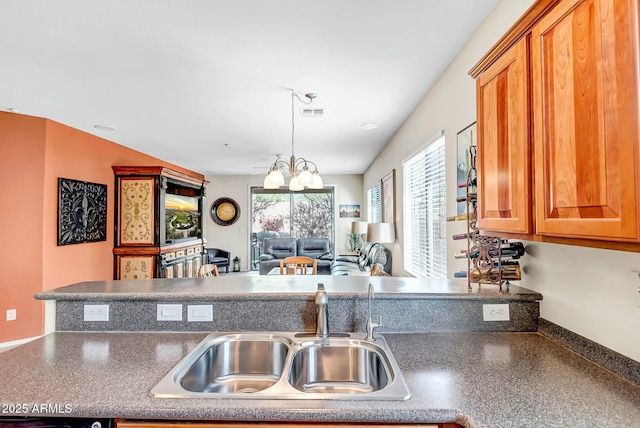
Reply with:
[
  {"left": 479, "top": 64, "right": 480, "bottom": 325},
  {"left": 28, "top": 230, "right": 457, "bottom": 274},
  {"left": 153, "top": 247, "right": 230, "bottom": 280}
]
[
  {"left": 0, "top": 277, "right": 638, "bottom": 427},
  {"left": 35, "top": 276, "right": 542, "bottom": 333}
]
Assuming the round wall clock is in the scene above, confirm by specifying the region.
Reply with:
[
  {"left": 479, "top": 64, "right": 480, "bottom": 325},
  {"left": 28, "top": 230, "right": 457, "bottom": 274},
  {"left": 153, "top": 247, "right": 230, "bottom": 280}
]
[{"left": 211, "top": 197, "right": 241, "bottom": 226}]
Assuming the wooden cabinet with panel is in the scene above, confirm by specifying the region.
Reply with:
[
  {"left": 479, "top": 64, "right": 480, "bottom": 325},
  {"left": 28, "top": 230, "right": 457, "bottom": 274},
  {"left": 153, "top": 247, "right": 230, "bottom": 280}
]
[
  {"left": 476, "top": 37, "right": 531, "bottom": 234},
  {"left": 161, "top": 245, "right": 203, "bottom": 278},
  {"left": 112, "top": 166, "right": 207, "bottom": 279},
  {"left": 531, "top": 0, "right": 640, "bottom": 241},
  {"left": 470, "top": 0, "right": 640, "bottom": 249}
]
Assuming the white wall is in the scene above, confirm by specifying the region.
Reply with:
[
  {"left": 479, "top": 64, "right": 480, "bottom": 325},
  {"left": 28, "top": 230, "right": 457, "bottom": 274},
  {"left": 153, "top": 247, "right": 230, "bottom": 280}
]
[
  {"left": 204, "top": 174, "right": 363, "bottom": 271},
  {"left": 363, "top": 0, "right": 640, "bottom": 362}
]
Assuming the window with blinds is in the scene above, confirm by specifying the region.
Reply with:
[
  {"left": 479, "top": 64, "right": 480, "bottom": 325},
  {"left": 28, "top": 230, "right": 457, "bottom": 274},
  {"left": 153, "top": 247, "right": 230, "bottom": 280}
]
[
  {"left": 367, "top": 183, "right": 381, "bottom": 223},
  {"left": 402, "top": 134, "right": 447, "bottom": 278}
]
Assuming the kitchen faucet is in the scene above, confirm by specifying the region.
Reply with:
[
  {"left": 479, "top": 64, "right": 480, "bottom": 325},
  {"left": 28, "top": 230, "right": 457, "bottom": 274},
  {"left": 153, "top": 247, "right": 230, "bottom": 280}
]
[
  {"left": 315, "top": 283, "right": 329, "bottom": 337},
  {"left": 365, "top": 283, "right": 382, "bottom": 341}
]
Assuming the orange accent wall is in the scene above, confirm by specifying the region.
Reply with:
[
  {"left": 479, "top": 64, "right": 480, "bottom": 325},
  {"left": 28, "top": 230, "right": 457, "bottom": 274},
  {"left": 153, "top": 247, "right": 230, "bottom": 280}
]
[
  {"left": 0, "top": 113, "right": 47, "bottom": 342},
  {"left": 0, "top": 111, "right": 204, "bottom": 343}
]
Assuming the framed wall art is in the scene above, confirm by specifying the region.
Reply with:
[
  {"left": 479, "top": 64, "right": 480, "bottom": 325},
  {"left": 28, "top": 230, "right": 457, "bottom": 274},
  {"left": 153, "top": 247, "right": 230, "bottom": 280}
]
[
  {"left": 58, "top": 178, "right": 107, "bottom": 245},
  {"left": 381, "top": 169, "right": 396, "bottom": 223},
  {"left": 457, "top": 122, "right": 476, "bottom": 215},
  {"left": 339, "top": 204, "right": 361, "bottom": 218}
]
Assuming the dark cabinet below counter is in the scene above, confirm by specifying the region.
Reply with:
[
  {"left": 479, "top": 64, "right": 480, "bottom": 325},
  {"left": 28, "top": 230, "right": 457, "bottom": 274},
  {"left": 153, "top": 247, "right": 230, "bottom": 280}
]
[
  {"left": 116, "top": 422, "right": 460, "bottom": 428},
  {"left": 0, "top": 418, "right": 112, "bottom": 428}
]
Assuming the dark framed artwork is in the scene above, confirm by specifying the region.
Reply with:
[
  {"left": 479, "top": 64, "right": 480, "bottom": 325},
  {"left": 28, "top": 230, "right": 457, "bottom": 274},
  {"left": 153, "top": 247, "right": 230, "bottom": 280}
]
[
  {"left": 457, "top": 122, "right": 476, "bottom": 215},
  {"left": 58, "top": 178, "right": 108, "bottom": 245},
  {"left": 381, "top": 169, "right": 396, "bottom": 223}
]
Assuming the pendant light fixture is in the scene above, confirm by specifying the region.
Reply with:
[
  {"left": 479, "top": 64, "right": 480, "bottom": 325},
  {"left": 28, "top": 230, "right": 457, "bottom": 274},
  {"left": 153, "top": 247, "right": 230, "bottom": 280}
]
[{"left": 263, "top": 90, "right": 323, "bottom": 190}]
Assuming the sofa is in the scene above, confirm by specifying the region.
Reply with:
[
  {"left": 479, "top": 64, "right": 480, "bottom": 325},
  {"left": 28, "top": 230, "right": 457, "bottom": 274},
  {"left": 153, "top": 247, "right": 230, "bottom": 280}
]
[
  {"left": 330, "top": 242, "right": 392, "bottom": 275},
  {"left": 259, "top": 237, "right": 333, "bottom": 275}
]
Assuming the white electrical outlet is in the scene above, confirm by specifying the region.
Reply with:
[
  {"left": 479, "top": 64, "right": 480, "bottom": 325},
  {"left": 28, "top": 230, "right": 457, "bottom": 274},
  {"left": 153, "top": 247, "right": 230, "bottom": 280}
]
[
  {"left": 187, "top": 305, "right": 213, "bottom": 322},
  {"left": 483, "top": 304, "right": 510, "bottom": 321},
  {"left": 157, "top": 304, "right": 183, "bottom": 321},
  {"left": 6, "top": 309, "right": 16, "bottom": 321},
  {"left": 83, "top": 304, "right": 109, "bottom": 322}
]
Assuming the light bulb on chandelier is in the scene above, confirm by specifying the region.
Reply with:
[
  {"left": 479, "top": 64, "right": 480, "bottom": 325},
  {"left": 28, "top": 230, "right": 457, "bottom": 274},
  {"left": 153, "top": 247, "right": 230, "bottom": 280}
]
[{"left": 263, "top": 90, "right": 324, "bottom": 190}]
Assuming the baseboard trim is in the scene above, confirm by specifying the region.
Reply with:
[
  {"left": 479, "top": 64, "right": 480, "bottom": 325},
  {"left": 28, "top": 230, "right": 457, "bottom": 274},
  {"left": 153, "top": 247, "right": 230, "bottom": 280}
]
[
  {"left": 0, "top": 335, "right": 41, "bottom": 352},
  {"left": 539, "top": 318, "right": 640, "bottom": 387}
]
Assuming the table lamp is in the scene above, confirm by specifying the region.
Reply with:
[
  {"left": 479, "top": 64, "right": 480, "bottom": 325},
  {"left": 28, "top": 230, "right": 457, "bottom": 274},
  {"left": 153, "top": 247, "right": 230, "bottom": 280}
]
[
  {"left": 367, "top": 223, "right": 395, "bottom": 268},
  {"left": 351, "top": 221, "right": 369, "bottom": 251}
]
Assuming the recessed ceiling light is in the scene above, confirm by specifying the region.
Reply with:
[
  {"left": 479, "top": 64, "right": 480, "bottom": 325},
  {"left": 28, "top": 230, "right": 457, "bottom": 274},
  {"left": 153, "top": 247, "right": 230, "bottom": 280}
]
[
  {"left": 94, "top": 124, "right": 116, "bottom": 131},
  {"left": 360, "top": 123, "right": 378, "bottom": 130}
]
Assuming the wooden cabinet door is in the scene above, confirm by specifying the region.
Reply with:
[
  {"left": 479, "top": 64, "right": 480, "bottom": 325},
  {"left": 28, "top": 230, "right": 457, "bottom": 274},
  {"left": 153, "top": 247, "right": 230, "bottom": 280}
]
[
  {"left": 117, "top": 256, "right": 154, "bottom": 280},
  {"left": 476, "top": 37, "right": 532, "bottom": 234},
  {"left": 531, "top": 0, "right": 640, "bottom": 241},
  {"left": 117, "top": 177, "right": 156, "bottom": 245}
]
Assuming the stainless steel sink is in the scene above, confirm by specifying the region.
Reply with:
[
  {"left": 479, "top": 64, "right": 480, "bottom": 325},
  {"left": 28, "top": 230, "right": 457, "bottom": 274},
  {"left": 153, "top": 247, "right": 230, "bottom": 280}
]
[
  {"left": 180, "top": 334, "right": 290, "bottom": 393},
  {"left": 149, "top": 332, "right": 410, "bottom": 400},
  {"left": 288, "top": 340, "right": 389, "bottom": 394}
]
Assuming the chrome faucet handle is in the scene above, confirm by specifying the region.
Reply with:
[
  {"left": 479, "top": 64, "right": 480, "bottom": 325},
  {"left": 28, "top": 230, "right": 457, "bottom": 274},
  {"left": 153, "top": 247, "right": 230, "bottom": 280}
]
[
  {"left": 365, "top": 283, "right": 381, "bottom": 341},
  {"left": 315, "top": 283, "right": 329, "bottom": 338}
]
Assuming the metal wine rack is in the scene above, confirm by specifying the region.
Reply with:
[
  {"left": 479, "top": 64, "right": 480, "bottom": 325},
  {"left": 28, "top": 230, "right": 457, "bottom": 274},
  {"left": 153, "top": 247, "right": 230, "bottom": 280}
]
[{"left": 461, "top": 145, "right": 521, "bottom": 292}]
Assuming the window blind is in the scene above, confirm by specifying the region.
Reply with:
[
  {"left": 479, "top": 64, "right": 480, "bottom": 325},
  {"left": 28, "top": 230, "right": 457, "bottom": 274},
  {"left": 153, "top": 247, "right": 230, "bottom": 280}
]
[
  {"left": 367, "top": 183, "right": 381, "bottom": 223},
  {"left": 402, "top": 135, "right": 447, "bottom": 278}
]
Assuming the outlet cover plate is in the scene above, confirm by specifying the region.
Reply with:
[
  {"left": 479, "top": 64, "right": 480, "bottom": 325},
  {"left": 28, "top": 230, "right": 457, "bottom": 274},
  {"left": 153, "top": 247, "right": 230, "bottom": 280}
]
[
  {"left": 483, "top": 304, "right": 510, "bottom": 321},
  {"left": 6, "top": 309, "right": 16, "bottom": 321},
  {"left": 187, "top": 305, "right": 213, "bottom": 322},
  {"left": 157, "top": 304, "right": 183, "bottom": 321},
  {"left": 84, "top": 304, "right": 109, "bottom": 322}
]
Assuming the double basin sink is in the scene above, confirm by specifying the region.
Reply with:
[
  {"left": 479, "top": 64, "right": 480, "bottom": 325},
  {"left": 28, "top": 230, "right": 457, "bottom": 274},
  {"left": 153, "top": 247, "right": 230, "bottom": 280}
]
[{"left": 150, "top": 331, "right": 411, "bottom": 400}]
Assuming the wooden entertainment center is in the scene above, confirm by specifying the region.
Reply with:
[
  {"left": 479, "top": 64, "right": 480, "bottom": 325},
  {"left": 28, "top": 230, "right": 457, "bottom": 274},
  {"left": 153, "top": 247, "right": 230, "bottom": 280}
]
[{"left": 112, "top": 166, "right": 208, "bottom": 280}]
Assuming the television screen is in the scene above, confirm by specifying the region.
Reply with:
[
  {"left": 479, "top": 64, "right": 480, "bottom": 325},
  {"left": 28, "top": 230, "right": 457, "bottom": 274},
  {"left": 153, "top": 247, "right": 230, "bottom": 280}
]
[{"left": 165, "top": 194, "right": 200, "bottom": 242}]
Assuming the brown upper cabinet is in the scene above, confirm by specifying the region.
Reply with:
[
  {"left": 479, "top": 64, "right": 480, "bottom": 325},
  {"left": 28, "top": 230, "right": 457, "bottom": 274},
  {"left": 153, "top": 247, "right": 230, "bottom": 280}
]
[
  {"left": 476, "top": 37, "right": 531, "bottom": 234},
  {"left": 470, "top": 0, "right": 640, "bottom": 249}
]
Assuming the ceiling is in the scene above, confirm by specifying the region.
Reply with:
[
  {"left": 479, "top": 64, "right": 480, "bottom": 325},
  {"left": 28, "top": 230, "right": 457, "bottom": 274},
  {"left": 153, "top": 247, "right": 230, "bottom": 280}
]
[{"left": 0, "top": 0, "right": 498, "bottom": 177}]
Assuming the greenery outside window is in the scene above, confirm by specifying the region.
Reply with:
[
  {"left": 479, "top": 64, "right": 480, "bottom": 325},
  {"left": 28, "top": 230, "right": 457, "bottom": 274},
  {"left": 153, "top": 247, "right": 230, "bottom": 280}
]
[
  {"left": 250, "top": 187, "right": 335, "bottom": 270},
  {"left": 402, "top": 133, "right": 447, "bottom": 278}
]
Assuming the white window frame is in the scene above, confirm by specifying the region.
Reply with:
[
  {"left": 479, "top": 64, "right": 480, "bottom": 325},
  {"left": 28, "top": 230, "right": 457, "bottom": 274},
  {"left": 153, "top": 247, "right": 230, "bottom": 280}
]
[
  {"left": 402, "top": 132, "right": 447, "bottom": 278},
  {"left": 367, "top": 183, "right": 381, "bottom": 223}
]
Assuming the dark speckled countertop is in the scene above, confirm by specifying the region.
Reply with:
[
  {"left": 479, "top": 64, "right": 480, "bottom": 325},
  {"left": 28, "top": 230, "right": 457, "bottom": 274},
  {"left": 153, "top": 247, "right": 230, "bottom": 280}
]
[
  {"left": 0, "top": 331, "right": 639, "bottom": 427},
  {"left": 35, "top": 276, "right": 543, "bottom": 301}
]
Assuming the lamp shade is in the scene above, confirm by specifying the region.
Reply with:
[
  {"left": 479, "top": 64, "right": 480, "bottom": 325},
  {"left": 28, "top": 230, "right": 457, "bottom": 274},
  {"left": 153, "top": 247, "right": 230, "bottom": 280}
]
[
  {"left": 297, "top": 167, "right": 313, "bottom": 187},
  {"left": 310, "top": 172, "right": 324, "bottom": 189},
  {"left": 288, "top": 175, "right": 303, "bottom": 191},
  {"left": 264, "top": 169, "right": 284, "bottom": 189},
  {"left": 367, "top": 223, "right": 395, "bottom": 244},
  {"left": 351, "top": 221, "right": 369, "bottom": 234}
]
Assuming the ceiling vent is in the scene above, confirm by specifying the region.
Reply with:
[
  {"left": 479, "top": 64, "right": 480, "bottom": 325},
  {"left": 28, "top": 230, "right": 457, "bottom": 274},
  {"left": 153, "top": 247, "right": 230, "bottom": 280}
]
[{"left": 300, "top": 108, "right": 324, "bottom": 118}]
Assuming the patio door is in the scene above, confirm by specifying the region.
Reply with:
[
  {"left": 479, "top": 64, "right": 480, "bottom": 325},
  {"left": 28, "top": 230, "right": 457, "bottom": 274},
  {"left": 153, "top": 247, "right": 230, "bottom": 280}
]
[{"left": 250, "top": 187, "right": 334, "bottom": 270}]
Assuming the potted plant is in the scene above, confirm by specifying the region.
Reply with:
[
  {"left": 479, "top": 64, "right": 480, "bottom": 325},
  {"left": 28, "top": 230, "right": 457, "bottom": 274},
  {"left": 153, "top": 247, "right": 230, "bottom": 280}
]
[{"left": 347, "top": 232, "right": 361, "bottom": 252}]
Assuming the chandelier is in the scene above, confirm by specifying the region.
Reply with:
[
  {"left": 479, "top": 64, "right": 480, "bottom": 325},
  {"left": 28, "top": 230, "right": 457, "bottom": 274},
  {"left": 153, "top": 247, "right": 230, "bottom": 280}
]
[{"left": 263, "top": 90, "right": 324, "bottom": 191}]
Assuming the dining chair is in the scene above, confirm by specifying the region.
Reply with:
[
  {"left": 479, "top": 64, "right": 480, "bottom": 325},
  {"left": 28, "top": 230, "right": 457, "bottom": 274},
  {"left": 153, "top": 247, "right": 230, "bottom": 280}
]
[
  {"left": 198, "top": 264, "right": 219, "bottom": 277},
  {"left": 279, "top": 256, "right": 317, "bottom": 275}
]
